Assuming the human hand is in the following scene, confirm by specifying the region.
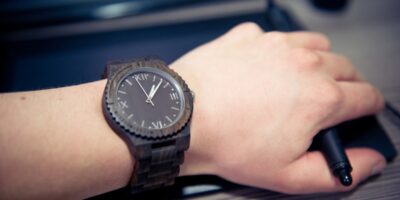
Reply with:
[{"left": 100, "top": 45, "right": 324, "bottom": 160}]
[{"left": 174, "top": 23, "right": 386, "bottom": 194}]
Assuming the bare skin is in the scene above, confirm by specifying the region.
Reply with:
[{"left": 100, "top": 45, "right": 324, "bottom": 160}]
[{"left": 0, "top": 23, "right": 386, "bottom": 199}]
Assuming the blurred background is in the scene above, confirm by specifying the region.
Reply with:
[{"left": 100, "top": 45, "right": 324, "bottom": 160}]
[
  {"left": 1, "top": 0, "right": 275, "bottom": 92},
  {"left": 1, "top": 0, "right": 399, "bottom": 199},
  {"left": 0, "top": 0, "right": 399, "bottom": 95}
]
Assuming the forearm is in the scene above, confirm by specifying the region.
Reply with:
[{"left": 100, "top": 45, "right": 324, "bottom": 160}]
[
  {"left": 0, "top": 80, "right": 133, "bottom": 199},
  {"left": 0, "top": 24, "right": 387, "bottom": 198}
]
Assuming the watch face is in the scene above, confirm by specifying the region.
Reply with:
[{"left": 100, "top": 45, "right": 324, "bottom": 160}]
[{"left": 115, "top": 67, "right": 185, "bottom": 131}]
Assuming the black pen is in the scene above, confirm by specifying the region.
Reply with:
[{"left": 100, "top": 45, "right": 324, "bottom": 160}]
[{"left": 316, "top": 127, "right": 353, "bottom": 186}]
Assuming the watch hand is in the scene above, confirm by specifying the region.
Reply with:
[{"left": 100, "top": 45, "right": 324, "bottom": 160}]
[
  {"left": 147, "top": 79, "right": 162, "bottom": 101},
  {"left": 148, "top": 84, "right": 156, "bottom": 99},
  {"left": 134, "top": 77, "right": 154, "bottom": 106},
  {"left": 146, "top": 84, "right": 156, "bottom": 104}
]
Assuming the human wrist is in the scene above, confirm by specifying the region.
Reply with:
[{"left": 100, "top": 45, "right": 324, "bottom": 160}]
[
  {"left": 91, "top": 62, "right": 215, "bottom": 189},
  {"left": 99, "top": 58, "right": 209, "bottom": 193},
  {"left": 79, "top": 80, "right": 134, "bottom": 195},
  {"left": 170, "top": 63, "right": 216, "bottom": 177}
]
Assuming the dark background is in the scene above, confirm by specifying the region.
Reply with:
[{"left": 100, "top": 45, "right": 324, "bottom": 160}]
[{"left": 0, "top": 0, "right": 276, "bottom": 92}]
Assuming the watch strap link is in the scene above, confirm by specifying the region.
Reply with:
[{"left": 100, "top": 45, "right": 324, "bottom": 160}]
[{"left": 130, "top": 142, "right": 185, "bottom": 193}]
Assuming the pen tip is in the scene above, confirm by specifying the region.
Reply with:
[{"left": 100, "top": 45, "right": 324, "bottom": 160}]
[{"left": 339, "top": 172, "right": 353, "bottom": 186}]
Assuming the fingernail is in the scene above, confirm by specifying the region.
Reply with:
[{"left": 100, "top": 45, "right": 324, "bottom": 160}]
[{"left": 371, "top": 160, "right": 386, "bottom": 176}]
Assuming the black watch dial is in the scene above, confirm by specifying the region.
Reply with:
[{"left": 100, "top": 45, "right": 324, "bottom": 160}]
[{"left": 115, "top": 67, "right": 185, "bottom": 131}]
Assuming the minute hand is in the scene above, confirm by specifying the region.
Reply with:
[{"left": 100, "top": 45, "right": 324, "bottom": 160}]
[
  {"left": 134, "top": 77, "right": 154, "bottom": 106},
  {"left": 147, "top": 79, "right": 163, "bottom": 101}
]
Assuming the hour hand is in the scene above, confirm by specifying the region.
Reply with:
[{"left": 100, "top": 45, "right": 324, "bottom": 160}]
[
  {"left": 147, "top": 79, "right": 162, "bottom": 101},
  {"left": 146, "top": 85, "right": 156, "bottom": 103}
]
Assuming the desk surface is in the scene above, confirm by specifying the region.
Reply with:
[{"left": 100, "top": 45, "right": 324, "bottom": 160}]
[{"left": 188, "top": 0, "right": 400, "bottom": 199}]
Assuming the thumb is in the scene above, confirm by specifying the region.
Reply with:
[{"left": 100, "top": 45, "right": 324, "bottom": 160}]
[{"left": 278, "top": 148, "right": 386, "bottom": 194}]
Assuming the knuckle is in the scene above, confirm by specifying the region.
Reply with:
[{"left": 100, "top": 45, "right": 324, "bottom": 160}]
[
  {"left": 302, "top": 81, "right": 343, "bottom": 121},
  {"left": 218, "top": 22, "right": 263, "bottom": 44},
  {"left": 314, "top": 32, "right": 331, "bottom": 50},
  {"left": 364, "top": 83, "right": 377, "bottom": 96},
  {"left": 290, "top": 48, "right": 322, "bottom": 70},
  {"left": 263, "top": 31, "right": 289, "bottom": 44},
  {"left": 318, "top": 82, "right": 343, "bottom": 110},
  {"left": 233, "top": 22, "right": 263, "bottom": 35},
  {"left": 337, "top": 53, "right": 349, "bottom": 63},
  {"left": 223, "top": 22, "right": 263, "bottom": 42},
  {"left": 336, "top": 54, "right": 354, "bottom": 69},
  {"left": 366, "top": 84, "right": 384, "bottom": 110}
]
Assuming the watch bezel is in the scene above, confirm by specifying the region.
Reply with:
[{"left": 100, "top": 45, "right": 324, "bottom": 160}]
[{"left": 103, "top": 59, "right": 193, "bottom": 139}]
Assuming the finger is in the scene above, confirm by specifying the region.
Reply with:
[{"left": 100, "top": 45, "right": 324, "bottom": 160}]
[
  {"left": 316, "top": 51, "right": 363, "bottom": 81},
  {"left": 320, "top": 81, "right": 384, "bottom": 128},
  {"left": 281, "top": 148, "right": 386, "bottom": 194},
  {"left": 272, "top": 31, "right": 331, "bottom": 51},
  {"left": 290, "top": 32, "right": 331, "bottom": 51}
]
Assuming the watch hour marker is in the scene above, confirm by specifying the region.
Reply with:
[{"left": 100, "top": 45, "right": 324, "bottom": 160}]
[
  {"left": 119, "top": 101, "right": 128, "bottom": 109},
  {"left": 127, "top": 114, "right": 133, "bottom": 119},
  {"left": 171, "top": 106, "right": 179, "bottom": 111},
  {"left": 153, "top": 75, "right": 156, "bottom": 82},
  {"left": 163, "top": 82, "right": 170, "bottom": 88},
  {"left": 170, "top": 92, "right": 179, "bottom": 100},
  {"left": 125, "top": 79, "right": 132, "bottom": 86},
  {"left": 141, "top": 120, "right": 145, "bottom": 127},
  {"left": 151, "top": 121, "right": 163, "bottom": 129},
  {"left": 118, "top": 90, "right": 127, "bottom": 94},
  {"left": 165, "top": 116, "right": 173, "bottom": 123},
  {"left": 134, "top": 73, "right": 149, "bottom": 81}
]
